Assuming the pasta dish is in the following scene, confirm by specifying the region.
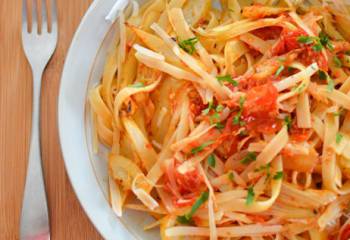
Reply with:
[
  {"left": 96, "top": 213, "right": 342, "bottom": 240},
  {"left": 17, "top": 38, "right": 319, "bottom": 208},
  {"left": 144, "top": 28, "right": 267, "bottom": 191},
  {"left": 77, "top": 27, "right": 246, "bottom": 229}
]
[{"left": 89, "top": 0, "right": 350, "bottom": 239}]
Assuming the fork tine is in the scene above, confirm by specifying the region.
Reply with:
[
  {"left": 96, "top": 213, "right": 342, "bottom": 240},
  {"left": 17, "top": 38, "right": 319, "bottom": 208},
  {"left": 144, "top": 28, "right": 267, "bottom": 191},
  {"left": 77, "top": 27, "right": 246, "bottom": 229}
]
[
  {"left": 32, "top": 0, "right": 38, "bottom": 33},
  {"left": 41, "top": 0, "right": 48, "bottom": 33},
  {"left": 22, "top": 0, "right": 28, "bottom": 32},
  {"left": 50, "top": 0, "right": 57, "bottom": 33}
]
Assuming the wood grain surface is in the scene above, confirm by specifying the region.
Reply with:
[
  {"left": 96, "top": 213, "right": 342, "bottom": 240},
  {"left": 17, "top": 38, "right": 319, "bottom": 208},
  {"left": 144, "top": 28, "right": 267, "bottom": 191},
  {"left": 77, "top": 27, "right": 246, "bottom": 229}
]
[{"left": 0, "top": 0, "right": 103, "bottom": 239}]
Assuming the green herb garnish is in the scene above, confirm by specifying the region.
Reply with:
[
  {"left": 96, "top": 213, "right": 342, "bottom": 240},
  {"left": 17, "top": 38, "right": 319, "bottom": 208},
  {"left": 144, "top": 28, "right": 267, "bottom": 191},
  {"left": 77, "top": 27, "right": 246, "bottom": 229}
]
[
  {"left": 202, "top": 101, "right": 214, "bottom": 115},
  {"left": 319, "top": 32, "right": 334, "bottom": 51},
  {"left": 318, "top": 70, "right": 327, "bottom": 80},
  {"left": 177, "top": 191, "right": 209, "bottom": 224},
  {"left": 293, "top": 83, "right": 306, "bottom": 93},
  {"left": 254, "top": 163, "right": 271, "bottom": 180},
  {"left": 129, "top": 82, "right": 144, "bottom": 88},
  {"left": 233, "top": 96, "right": 246, "bottom": 126},
  {"left": 215, "top": 122, "right": 225, "bottom": 129},
  {"left": 327, "top": 77, "right": 335, "bottom": 92},
  {"left": 336, "top": 132, "right": 343, "bottom": 144},
  {"left": 312, "top": 43, "right": 323, "bottom": 52},
  {"left": 210, "top": 112, "right": 220, "bottom": 124},
  {"left": 297, "top": 36, "right": 314, "bottom": 44},
  {"left": 217, "top": 75, "right": 238, "bottom": 86},
  {"left": 333, "top": 108, "right": 344, "bottom": 117},
  {"left": 179, "top": 37, "right": 198, "bottom": 55},
  {"left": 246, "top": 186, "right": 255, "bottom": 205},
  {"left": 284, "top": 116, "right": 292, "bottom": 130},
  {"left": 273, "top": 171, "right": 284, "bottom": 180},
  {"left": 334, "top": 56, "right": 342, "bottom": 68},
  {"left": 208, "top": 154, "right": 216, "bottom": 168},
  {"left": 216, "top": 104, "right": 224, "bottom": 112},
  {"left": 275, "top": 65, "right": 285, "bottom": 77},
  {"left": 319, "top": 70, "right": 334, "bottom": 92},
  {"left": 191, "top": 141, "right": 215, "bottom": 154},
  {"left": 228, "top": 172, "right": 234, "bottom": 181},
  {"left": 297, "top": 33, "right": 333, "bottom": 52},
  {"left": 241, "top": 152, "right": 257, "bottom": 165}
]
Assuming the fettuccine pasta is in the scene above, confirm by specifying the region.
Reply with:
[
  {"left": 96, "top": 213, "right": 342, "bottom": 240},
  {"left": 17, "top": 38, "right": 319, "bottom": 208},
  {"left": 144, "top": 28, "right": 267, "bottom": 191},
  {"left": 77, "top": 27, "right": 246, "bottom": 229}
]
[{"left": 89, "top": 0, "right": 350, "bottom": 239}]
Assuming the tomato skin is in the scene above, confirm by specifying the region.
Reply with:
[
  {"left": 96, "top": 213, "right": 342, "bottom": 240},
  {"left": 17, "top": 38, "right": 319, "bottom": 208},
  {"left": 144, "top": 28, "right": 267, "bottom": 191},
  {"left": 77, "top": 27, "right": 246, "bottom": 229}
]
[
  {"left": 163, "top": 160, "right": 205, "bottom": 207},
  {"left": 340, "top": 224, "right": 350, "bottom": 240},
  {"left": 301, "top": 46, "right": 328, "bottom": 71},
  {"left": 175, "top": 169, "right": 204, "bottom": 195},
  {"left": 290, "top": 125, "right": 310, "bottom": 142},
  {"left": 252, "top": 26, "right": 282, "bottom": 40},
  {"left": 272, "top": 28, "right": 305, "bottom": 56},
  {"left": 242, "top": 83, "right": 279, "bottom": 134},
  {"left": 243, "top": 83, "right": 278, "bottom": 119}
]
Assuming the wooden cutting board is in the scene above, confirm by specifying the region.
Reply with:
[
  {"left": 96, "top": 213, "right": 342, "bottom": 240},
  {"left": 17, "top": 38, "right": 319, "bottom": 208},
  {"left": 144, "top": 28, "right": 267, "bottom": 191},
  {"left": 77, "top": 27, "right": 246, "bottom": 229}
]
[{"left": 0, "top": 0, "right": 102, "bottom": 239}]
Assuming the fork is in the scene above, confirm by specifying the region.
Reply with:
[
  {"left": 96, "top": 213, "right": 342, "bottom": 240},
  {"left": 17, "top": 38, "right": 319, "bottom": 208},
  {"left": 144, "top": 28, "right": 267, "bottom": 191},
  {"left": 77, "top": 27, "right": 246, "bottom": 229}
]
[{"left": 20, "top": 0, "right": 57, "bottom": 239}]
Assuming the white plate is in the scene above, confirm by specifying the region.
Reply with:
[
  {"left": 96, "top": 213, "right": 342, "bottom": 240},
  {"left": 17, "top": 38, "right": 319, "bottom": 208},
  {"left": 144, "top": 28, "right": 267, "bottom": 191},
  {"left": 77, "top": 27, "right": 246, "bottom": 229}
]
[{"left": 58, "top": 1, "right": 159, "bottom": 239}]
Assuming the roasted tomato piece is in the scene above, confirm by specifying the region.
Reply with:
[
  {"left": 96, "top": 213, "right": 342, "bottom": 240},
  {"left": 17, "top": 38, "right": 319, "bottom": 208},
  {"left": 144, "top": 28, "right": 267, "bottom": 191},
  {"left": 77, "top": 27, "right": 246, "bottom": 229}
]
[
  {"left": 340, "top": 223, "right": 350, "bottom": 240},
  {"left": 243, "top": 83, "right": 278, "bottom": 119},
  {"left": 300, "top": 46, "right": 328, "bottom": 71},
  {"left": 242, "top": 83, "right": 279, "bottom": 134},
  {"left": 272, "top": 28, "right": 306, "bottom": 56}
]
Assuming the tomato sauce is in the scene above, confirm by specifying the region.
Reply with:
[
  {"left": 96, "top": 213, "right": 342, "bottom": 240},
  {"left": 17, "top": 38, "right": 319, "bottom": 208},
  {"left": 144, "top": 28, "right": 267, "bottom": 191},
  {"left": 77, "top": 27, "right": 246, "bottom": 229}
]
[
  {"left": 272, "top": 28, "right": 328, "bottom": 71},
  {"left": 252, "top": 26, "right": 282, "bottom": 40}
]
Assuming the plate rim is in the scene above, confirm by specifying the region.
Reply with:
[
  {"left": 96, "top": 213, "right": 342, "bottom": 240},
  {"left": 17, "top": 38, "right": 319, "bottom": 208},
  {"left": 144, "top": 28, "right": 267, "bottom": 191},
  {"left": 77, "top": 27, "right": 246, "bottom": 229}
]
[{"left": 57, "top": 0, "right": 133, "bottom": 239}]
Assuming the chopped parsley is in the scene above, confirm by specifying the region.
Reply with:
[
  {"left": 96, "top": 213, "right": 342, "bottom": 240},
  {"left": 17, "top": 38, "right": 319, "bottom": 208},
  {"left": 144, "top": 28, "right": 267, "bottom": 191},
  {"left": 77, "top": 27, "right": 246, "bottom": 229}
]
[
  {"left": 333, "top": 108, "right": 344, "bottom": 117},
  {"left": 254, "top": 163, "right": 271, "bottom": 179},
  {"left": 284, "top": 116, "right": 292, "bottom": 130},
  {"left": 297, "top": 32, "right": 334, "bottom": 52},
  {"left": 210, "top": 112, "right": 220, "bottom": 124},
  {"left": 327, "top": 77, "right": 335, "bottom": 92},
  {"left": 216, "top": 75, "right": 238, "bottom": 87},
  {"left": 297, "top": 36, "right": 314, "bottom": 45},
  {"left": 202, "top": 102, "right": 225, "bottom": 127},
  {"left": 275, "top": 65, "right": 285, "bottom": 77},
  {"left": 202, "top": 101, "right": 214, "bottom": 115},
  {"left": 312, "top": 43, "right": 323, "bottom": 52},
  {"left": 246, "top": 186, "right": 255, "bottom": 205},
  {"left": 233, "top": 96, "right": 246, "bottom": 126},
  {"left": 191, "top": 141, "right": 215, "bottom": 154},
  {"left": 178, "top": 37, "right": 198, "bottom": 55},
  {"left": 336, "top": 132, "right": 343, "bottom": 144},
  {"left": 177, "top": 191, "right": 209, "bottom": 224},
  {"left": 319, "top": 32, "right": 334, "bottom": 51},
  {"left": 318, "top": 70, "right": 335, "bottom": 92},
  {"left": 129, "top": 82, "right": 144, "bottom": 88},
  {"left": 273, "top": 171, "right": 284, "bottom": 180},
  {"left": 216, "top": 104, "right": 224, "bottom": 112},
  {"left": 318, "top": 70, "right": 327, "bottom": 80},
  {"left": 254, "top": 163, "right": 271, "bottom": 172},
  {"left": 333, "top": 56, "right": 342, "bottom": 68},
  {"left": 293, "top": 83, "right": 306, "bottom": 93},
  {"left": 215, "top": 122, "right": 225, "bottom": 129},
  {"left": 240, "top": 152, "right": 257, "bottom": 165},
  {"left": 228, "top": 172, "right": 234, "bottom": 181},
  {"left": 207, "top": 154, "right": 216, "bottom": 168}
]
